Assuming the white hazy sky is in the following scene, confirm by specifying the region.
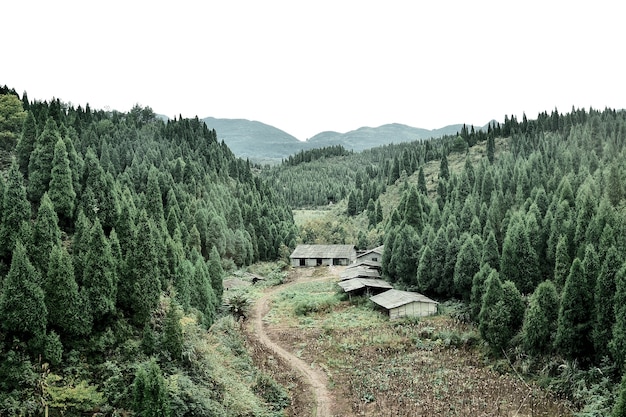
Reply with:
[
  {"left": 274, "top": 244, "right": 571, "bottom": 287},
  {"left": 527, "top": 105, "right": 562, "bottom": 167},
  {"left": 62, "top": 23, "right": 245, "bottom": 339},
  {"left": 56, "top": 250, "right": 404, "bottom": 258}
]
[{"left": 3, "top": 1, "right": 624, "bottom": 140}]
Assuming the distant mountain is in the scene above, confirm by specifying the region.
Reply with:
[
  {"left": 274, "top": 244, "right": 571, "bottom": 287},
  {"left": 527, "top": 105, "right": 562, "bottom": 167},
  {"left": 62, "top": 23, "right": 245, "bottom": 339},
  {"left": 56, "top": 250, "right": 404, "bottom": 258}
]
[
  {"left": 201, "top": 117, "right": 312, "bottom": 164},
  {"left": 199, "top": 117, "right": 489, "bottom": 164},
  {"left": 307, "top": 123, "right": 472, "bottom": 152}
]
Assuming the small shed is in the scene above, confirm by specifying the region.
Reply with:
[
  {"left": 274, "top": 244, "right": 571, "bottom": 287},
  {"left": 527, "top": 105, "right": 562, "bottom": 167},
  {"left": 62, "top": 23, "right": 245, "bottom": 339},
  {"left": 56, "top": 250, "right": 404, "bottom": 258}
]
[
  {"left": 337, "top": 278, "right": 393, "bottom": 297},
  {"left": 356, "top": 245, "right": 384, "bottom": 263},
  {"left": 370, "top": 289, "right": 438, "bottom": 320},
  {"left": 289, "top": 244, "right": 356, "bottom": 267}
]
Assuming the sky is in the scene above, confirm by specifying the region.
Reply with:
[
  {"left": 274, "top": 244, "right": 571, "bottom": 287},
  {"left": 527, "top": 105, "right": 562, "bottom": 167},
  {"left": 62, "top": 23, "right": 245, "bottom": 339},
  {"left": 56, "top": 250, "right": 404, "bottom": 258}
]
[{"left": 3, "top": 1, "right": 624, "bottom": 141}]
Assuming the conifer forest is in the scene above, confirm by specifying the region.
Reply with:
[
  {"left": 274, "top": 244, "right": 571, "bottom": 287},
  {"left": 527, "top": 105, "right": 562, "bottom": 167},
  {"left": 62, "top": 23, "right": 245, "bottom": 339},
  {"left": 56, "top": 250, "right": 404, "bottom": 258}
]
[{"left": 2, "top": 84, "right": 626, "bottom": 416}]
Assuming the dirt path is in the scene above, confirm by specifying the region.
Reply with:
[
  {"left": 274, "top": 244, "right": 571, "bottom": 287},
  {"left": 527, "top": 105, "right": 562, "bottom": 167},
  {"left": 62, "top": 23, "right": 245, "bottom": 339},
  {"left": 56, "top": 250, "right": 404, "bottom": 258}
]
[{"left": 247, "top": 272, "right": 334, "bottom": 417}]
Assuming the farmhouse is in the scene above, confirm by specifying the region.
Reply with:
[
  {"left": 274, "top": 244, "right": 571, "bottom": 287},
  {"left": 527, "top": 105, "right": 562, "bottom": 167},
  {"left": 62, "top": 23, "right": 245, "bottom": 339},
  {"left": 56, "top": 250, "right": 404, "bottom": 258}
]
[
  {"left": 356, "top": 245, "right": 384, "bottom": 263},
  {"left": 370, "top": 289, "right": 438, "bottom": 320},
  {"left": 337, "top": 278, "right": 392, "bottom": 297},
  {"left": 346, "top": 259, "right": 382, "bottom": 271},
  {"left": 289, "top": 244, "right": 357, "bottom": 267}
]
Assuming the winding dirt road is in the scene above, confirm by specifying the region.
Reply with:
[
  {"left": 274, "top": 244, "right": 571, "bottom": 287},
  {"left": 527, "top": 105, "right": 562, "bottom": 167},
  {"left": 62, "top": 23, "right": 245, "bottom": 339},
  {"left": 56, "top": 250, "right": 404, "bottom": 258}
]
[{"left": 247, "top": 273, "right": 334, "bottom": 417}]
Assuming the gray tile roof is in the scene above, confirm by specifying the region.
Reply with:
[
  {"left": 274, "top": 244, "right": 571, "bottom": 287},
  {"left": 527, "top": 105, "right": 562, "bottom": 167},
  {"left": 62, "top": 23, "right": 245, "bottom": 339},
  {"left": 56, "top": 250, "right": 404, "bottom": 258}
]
[
  {"left": 289, "top": 244, "right": 356, "bottom": 259},
  {"left": 369, "top": 289, "right": 438, "bottom": 310},
  {"left": 338, "top": 278, "right": 393, "bottom": 293},
  {"left": 340, "top": 267, "right": 381, "bottom": 280},
  {"left": 356, "top": 245, "right": 384, "bottom": 259}
]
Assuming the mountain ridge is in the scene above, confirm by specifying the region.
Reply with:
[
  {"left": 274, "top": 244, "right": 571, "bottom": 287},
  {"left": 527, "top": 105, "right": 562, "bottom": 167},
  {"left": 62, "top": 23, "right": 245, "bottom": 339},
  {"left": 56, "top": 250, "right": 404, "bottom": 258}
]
[{"left": 198, "top": 116, "right": 491, "bottom": 164}]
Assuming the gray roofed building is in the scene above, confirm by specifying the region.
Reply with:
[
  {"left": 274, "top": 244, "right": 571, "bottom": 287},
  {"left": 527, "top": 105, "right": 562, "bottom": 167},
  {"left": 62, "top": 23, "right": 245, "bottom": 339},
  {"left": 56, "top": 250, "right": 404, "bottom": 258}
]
[
  {"left": 337, "top": 278, "right": 392, "bottom": 296},
  {"left": 289, "top": 244, "right": 356, "bottom": 267},
  {"left": 340, "top": 266, "right": 381, "bottom": 281},
  {"left": 370, "top": 289, "right": 438, "bottom": 320},
  {"left": 356, "top": 245, "right": 384, "bottom": 263}
]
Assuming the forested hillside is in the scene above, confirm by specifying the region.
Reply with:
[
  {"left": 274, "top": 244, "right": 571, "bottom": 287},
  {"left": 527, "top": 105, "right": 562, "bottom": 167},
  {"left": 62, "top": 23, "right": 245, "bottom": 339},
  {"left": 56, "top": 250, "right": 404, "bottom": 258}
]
[
  {"left": 0, "top": 86, "right": 296, "bottom": 416},
  {"left": 267, "top": 106, "right": 626, "bottom": 415}
]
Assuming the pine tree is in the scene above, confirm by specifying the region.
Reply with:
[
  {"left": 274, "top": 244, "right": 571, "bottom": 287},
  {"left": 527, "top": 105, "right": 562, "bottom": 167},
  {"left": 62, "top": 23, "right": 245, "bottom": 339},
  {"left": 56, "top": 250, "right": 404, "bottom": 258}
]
[
  {"left": 555, "top": 258, "right": 593, "bottom": 360},
  {"left": 553, "top": 234, "right": 571, "bottom": 288},
  {"left": 593, "top": 246, "right": 621, "bottom": 360},
  {"left": 132, "top": 359, "right": 171, "bottom": 417},
  {"left": 522, "top": 280, "right": 559, "bottom": 355},
  {"left": 32, "top": 192, "right": 61, "bottom": 274},
  {"left": 28, "top": 117, "right": 60, "bottom": 203},
  {"left": 48, "top": 136, "right": 76, "bottom": 223},
  {"left": 0, "top": 159, "right": 32, "bottom": 259},
  {"left": 126, "top": 211, "right": 162, "bottom": 326},
  {"left": 0, "top": 242, "right": 47, "bottom": 344},
  {"left": 501, "top": 280, "right": 525, "bottom": 331},
  {"left": 481, "top": 230, "right": 500, "bottom": 270},
  {"left": 162, "top": 301, "right": 184, "bottom": 361},
  {"left": 486, "top": 134, "right": 495, "bottom": 164},
  {"left": 454, "top": 234, "right": 481, "bottom": 301},
  {"left": 611, "top": 264, "right": 626, "bottom": 370},
  {"left": 470, "top": 263, "right": 494, "bottom": 321},
  {"left": 208, "top": 246, "right": 224, "bottom": 299},
  {"left": 145, "top": 166, "right": 164, "bottom": 222},
  {"left": 479, "top": 270, "right": 511, "bottom": 354},
  {"left": 500, "top": 213, "right": 540, "bottom": 294},
  {"left": 613, "top": 374, "right": 626, "bottom": 417},
  {"left": 439, "top": 154, "right": 449, "bottom": 180},
  {"left": 417, "top": 166, "right": 427, "bottom": 194},
  {"left": 44, "top": 246, "right": 89, "bottom": 336},
  {"left": 15, "top": 111, "right": 38, "bottom": 176},
  {"left": 191, "top": 255, "right": 217, "bottom": 327},
  {"left": 82, "top": 217, "right": 117, "bottom": 324},
  {"left": 403, "top": 186, "right": 423, "bottom": 232}
]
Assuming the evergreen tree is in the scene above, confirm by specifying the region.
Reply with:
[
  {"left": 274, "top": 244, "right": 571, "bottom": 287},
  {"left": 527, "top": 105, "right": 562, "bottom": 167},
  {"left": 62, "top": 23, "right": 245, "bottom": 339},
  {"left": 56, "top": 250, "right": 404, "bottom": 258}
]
[
  {"left": 593, "top": 246, "right": 621, "bottom": 360},
  {"left": 611, "top": 264, "right": 626, "bottom": 370},
  {"left": 162, "top": 301, "right": 184, "bottom": 361},
  {"left": 32, "top": 192, "right": 61, "bottom": 274},
  {"left": 132, "top": 359, "right": 171, "bottom": 417},
  {"left": 454, "top": 234, "right": 481, "bottom": 301},
  {"left": 439, "top": 153, "right": 449, "bottom": 180},
  {"left": 403, "top": 186, "right": 423, "bottom": 232},
  {"left": 0, "top": 159, "right": 32, "bottom": 259},
  {"left": 500, "top": 213, "right": 540, "bottom": 294},
  {"left": 208, "top": 245, "right": 224, "bottom": 299},
  {"left": 522, "top": 280, "right": 559, "bottom": 355},
  {"left": 501, "top": 280, "right": 525, "bottom": 331},
  {"left": 145, "top": 166, "right": 165, "bottom": 222},
  {"left": 126, "top": 211, "right": 162, "bottom": 326},
  {"left": 82, "top": 217, "right": 117, "bottom": 324},
  {"left": 486, "top": 134, "right": 495, "bottom": 164},
  {"left": 417, "top": 166, "right": 427, "bottom": 194},
  {"left": 44, "top": 245, "right": 89, "bottom": 336},
  {"left": 613, "top": 374, "right": 626, "bottom": 417},
  {"left": 416, "top": 244, "right": 436, "bottom": 294},
  {"left": 553, "top": 234, "right": 571, "bottom": 288},
  {"left": 191, "top": 255, "right": 217, "bottom": 327},
  {"left": 28, "top": 117, "right": 60, "bottom": 202},
  {"left": 470, "top": 263, "right": 494, "bottom": 321},
  {"left": 481, "top": 230, "right": 500, "bottom": 270},
  {"left": 0, "top": 242, "right": 47, "bottom": 345},
  {"left": 15, "top": 110, "right": 38, "bottom": 176},
  {"left": 48, "top": 136, "right": 76, "bottom": 223},
  {"left": 555, "top": 258, "right": 594, "bottom": 360},
  {"left": 479, "top": 270, "right": 511, "bottom": 354}
]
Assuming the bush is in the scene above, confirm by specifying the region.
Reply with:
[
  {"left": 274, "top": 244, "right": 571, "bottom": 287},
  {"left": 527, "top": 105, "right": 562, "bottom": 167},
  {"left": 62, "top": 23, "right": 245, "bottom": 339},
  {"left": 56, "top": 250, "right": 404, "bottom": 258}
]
[{"left": 253, "top": 373, "right": 290, "bottom": 411}]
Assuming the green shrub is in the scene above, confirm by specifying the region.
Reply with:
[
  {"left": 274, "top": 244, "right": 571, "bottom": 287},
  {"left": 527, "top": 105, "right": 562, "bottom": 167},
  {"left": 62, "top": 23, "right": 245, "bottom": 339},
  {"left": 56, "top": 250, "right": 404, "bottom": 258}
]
[{"left": 253, "top": 373, "right": 290, "bottom": 411}]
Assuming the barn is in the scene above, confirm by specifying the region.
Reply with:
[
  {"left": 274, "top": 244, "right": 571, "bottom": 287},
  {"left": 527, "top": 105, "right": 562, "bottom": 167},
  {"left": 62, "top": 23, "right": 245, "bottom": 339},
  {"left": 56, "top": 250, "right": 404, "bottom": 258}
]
[
  {"left": 369, "top": 289, "right": 438, "bottom": 320},
  {"left": 289, "top": 244, "right": 357, "bottom": 267}
]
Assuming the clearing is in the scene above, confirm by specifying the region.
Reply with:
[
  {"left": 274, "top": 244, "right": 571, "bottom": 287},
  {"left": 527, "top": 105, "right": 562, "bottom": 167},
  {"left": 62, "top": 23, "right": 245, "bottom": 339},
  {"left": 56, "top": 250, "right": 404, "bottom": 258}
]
[{"left": 244, "top": 266, "right": 573, "bottom": 417}]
